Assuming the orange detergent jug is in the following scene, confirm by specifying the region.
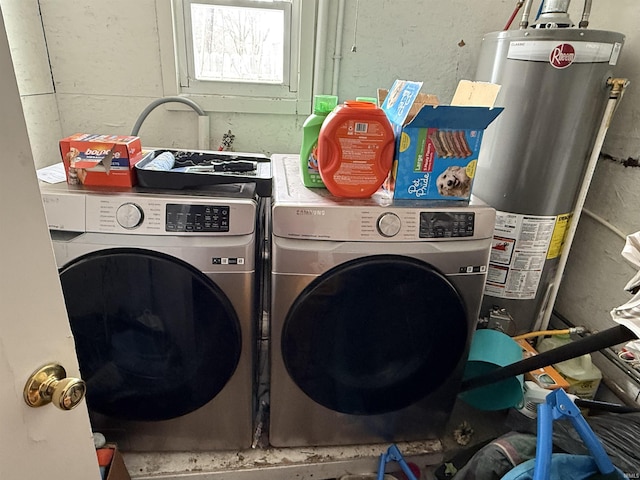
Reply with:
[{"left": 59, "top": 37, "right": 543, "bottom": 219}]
[{"left": 317, "top": 100, "right": 395, "bottom": 198}]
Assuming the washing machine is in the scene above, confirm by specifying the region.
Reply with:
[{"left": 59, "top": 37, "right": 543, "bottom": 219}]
[
  {"left": 269, "top": 155, "right": 495, "bottom": 447},
  {"left": 40, "top": 181, "right": 262, "bottom": 452}
]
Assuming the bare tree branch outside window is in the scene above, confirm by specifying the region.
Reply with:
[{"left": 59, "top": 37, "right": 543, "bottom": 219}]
[{"left": 191, "top": 3, "right": 284, "bottom": 83}]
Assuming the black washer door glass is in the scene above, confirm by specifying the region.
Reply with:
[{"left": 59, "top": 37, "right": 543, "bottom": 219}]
[
  {"left": 59, "top": 248, "right": 241, "bottom": 421},
  {"left": 282, "top": 255, "right": 468, "bottom": 415}
]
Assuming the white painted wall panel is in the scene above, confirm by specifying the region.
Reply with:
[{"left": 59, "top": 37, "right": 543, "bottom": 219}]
[
  {"left": 557, "top": 160, "right": 640, "bottom": 331},
  {"left": 21, "top": 93, "right": 63, "bottom": 169},
  {"left": 1, "top": 0, "right": 53, "bottom": 96},
  {"left": 330, "top": 0, "right": 511, "bottom": 102},
  {"left": 39, "top": 0, "right": 163, "bottom": 97},
  {"left": 583, "top": 0, "right": 640, "bottom": 157},
  {"left": 584, "top": 160, "right": 640, "bottom": 233},
  {"left": 56, "top": 93, "right": 302, "bottom": 154},
  {"left": 556, "top": 220, "right": 634, "bottom": 332}
]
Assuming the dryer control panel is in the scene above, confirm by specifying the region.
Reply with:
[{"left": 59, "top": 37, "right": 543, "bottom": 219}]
[
  {"left": 271, "top": 154, "right": 495, "bottom": 242},
  {"left": 273, "top": 205, "right": 490, "bottom": 241},
  {"left": 419, "top": 211, "right": 475, "bottom": 238}
]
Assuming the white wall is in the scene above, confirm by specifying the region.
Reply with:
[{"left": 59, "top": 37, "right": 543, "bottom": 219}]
[
  {"left": 1, "top": 0, "right": 62, "bottom": 169},
  {"left": 3, "top": 0, "right": 519, "bottom": 158},
  {"left": 2, "top": 0, "right": 640, "bottom": 371}
]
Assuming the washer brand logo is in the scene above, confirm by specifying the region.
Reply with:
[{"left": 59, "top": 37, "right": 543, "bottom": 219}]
[
  {"left": 296, "top": 209, "right": 325, "bottom": 216},
  {"left": 550, "top": 43, "right": 575, "bottom": 69}
]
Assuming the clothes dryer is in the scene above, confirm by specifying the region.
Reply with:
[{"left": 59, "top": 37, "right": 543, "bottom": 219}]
[
  {"left": 40, "top": 182, "right": 262, "bottom": 452},
  {"left": 269, "top": 155, "right": 495, "bottom": 447}
]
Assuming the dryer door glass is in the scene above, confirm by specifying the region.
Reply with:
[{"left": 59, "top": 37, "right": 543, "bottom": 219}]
[
  {"left": 59, "top": 248, "right": 242, "bottom": 421},
  {"left": 282, "top": 255, "right": 468, "bottom": 415}
]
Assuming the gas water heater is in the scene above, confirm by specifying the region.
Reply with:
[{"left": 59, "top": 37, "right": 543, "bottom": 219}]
[{"left": 472, "top": 0, "right": 625, "bottom": 333}]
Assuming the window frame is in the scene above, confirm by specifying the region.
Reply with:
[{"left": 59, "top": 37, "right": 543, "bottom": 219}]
[
  {"left": 157, "top": 0, "right": 315, "bottom": 115},
  {"left": 184, "top": 1, "right": 291, "bottom": 90}
]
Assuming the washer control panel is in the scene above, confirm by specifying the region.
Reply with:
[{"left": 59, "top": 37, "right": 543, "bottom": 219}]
[
  {"left": 419, "top": 211, "right": 475, "bottom": 238},
  {"left": 41, "top": 190, "right": 255, "bottom": 236},
  {"left": 166, "top": 204, "right": 230, "bottom": 232}
]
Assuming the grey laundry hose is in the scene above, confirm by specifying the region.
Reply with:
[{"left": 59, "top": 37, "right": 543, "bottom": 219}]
[{"left": 131, "top": 96, "right": 210, "bottom": 150}]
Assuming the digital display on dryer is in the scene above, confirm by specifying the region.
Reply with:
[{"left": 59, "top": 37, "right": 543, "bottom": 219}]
[
  {"left": 166, "top": 204, "right": 230, "bottom": 232},
  {"left": 419, "top": 211, "right": 474, "bottom": 238}
]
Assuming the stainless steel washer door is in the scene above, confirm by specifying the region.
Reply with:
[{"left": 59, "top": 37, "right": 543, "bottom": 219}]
[
  {"left": 281, "top": 254, "right": 468, "bottom": 415},
  {"left": 59, "top": 248, "right": 242, "bottom": 422}
]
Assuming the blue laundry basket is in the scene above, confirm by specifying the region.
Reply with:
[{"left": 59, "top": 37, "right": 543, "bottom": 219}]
[{"left": 501, "top": 389, "right": 627, "bottom": 480}]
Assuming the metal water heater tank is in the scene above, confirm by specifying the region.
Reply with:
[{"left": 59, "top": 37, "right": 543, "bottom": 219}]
[{"left": 472, "top": 3, "right": 625, "bottom": 334}]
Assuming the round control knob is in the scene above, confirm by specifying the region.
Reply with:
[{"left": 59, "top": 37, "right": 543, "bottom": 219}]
[
  {"left": 377, "top": 212, "right": 401, "bottom": 238},
  {"left": 116, "top": 203, "right": 144, "bottom": 229}
]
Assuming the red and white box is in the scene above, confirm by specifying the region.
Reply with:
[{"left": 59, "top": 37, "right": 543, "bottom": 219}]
[{"left": 59, "top": 133, "right": 143, "bottom": 187}]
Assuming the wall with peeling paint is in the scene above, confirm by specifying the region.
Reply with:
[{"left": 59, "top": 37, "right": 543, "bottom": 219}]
[{"left": 2, "top": 0, "right": 640, "bottom": 392}]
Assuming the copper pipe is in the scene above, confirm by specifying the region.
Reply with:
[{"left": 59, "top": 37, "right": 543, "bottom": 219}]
[{"left": 504, "top": 1, "right": 524, "bottom": 30}]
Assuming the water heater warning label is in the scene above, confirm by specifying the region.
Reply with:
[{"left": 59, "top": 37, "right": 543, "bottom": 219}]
[
  {"left": 547, "top": 213, "right": 573, "bottom": 259},
  {"left": 484, "top": 211, "right": 556, "bottom": 300}
]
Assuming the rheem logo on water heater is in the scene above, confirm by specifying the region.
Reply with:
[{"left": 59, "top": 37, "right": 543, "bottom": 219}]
[{"left": 549, "top": 43, "right": 576, "bottom": 69}]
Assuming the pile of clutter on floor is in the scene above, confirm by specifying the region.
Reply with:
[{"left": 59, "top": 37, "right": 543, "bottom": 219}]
[{"left": 427, "top": 232, "right": 640, "bottom": 479}]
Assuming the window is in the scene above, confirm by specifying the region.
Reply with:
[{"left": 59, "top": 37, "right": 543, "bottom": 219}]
[
  {"left": 189, "top": 2, "right": 287, "bottom": 84},
  {"left": 158, "top": 0, "right": 316, "bottom": 115}
]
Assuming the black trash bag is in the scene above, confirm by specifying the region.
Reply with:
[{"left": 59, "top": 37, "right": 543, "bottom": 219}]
[
  {"left": 552, "top": 412, "right": 640, "bottom": 474},
  {"left": 435, "top": 432, "right": 538, "bottom": 480}
]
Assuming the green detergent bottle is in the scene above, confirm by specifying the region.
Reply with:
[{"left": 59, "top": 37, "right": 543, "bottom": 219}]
[
  {"left": 355, "top": 96, "right": 378, "bottom": 105},
  {"left": 300, "top": 94, "right": 338, "bottom": 187}
]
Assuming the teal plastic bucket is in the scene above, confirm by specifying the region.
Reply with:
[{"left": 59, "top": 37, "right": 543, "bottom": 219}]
[{"left": 459, "top": 329, "right": 524, "bottom": 411}]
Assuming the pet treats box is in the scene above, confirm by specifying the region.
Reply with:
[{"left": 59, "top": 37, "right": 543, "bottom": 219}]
[
  {"left": 380, "top": 80, "right": 503, "bottom": 201},
  {"left": 59, "top": 133, "right": 143, "bottom": 187}
]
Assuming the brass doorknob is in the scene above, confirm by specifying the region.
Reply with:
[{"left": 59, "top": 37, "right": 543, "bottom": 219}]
[{"left": 23, "top": 363, "right": 87, "bottom": 410}]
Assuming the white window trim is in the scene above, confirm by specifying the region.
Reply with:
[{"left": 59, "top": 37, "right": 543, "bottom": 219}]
[{"left": 156, "top": 0, "right": 315, "bottom": 115}]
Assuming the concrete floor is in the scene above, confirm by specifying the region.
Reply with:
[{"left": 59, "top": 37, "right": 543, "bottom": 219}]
[{"left": 121, "top": 399, "right": 512, "bottom": 480}]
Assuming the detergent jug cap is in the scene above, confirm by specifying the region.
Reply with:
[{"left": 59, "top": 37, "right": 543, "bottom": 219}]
[
  {"left": 343, "top": 100, "right": 378, "bottom": 109},
  {"left": 355, "top": 96, "right": 378, "bottom": 105},
  {"left": 313, "top": 95, "right": 338, "bottom": 114}
]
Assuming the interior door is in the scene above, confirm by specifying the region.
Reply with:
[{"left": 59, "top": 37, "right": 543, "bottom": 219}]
[{"left": 0, "top": 10, "right": 100, "bottom": 480}]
